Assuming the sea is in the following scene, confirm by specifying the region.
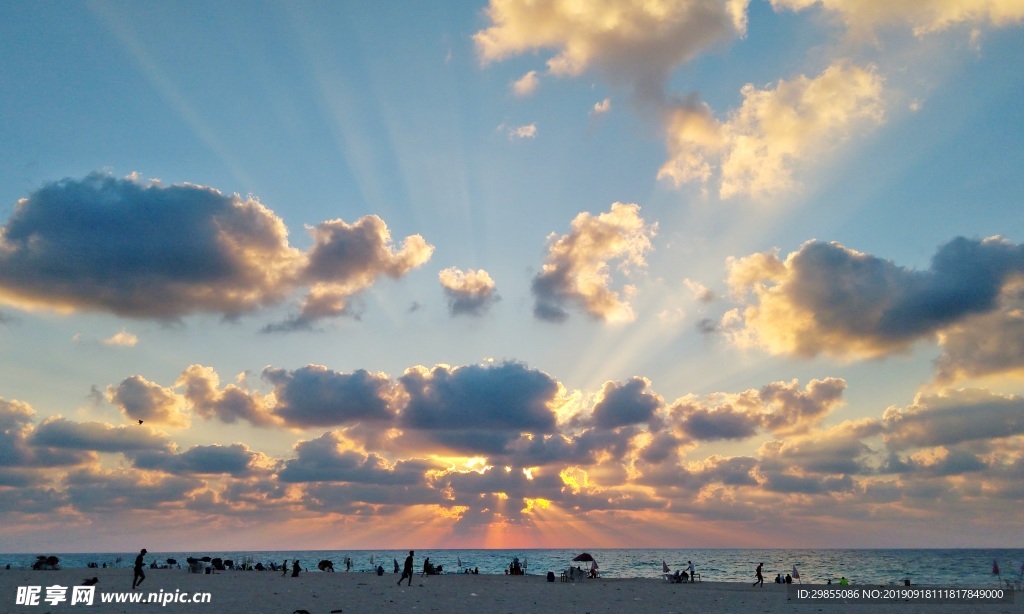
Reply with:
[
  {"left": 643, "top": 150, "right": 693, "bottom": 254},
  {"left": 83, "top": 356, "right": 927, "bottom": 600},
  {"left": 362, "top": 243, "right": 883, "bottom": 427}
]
[{"left": 3, "top": 549, "right": 1021, "bottom": 587}]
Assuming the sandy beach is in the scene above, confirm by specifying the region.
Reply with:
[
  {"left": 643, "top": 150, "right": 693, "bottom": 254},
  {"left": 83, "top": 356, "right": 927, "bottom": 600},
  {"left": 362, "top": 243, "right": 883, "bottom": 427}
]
[{"left": 2, "top": 568, "right": 1019, "bottom": 613}]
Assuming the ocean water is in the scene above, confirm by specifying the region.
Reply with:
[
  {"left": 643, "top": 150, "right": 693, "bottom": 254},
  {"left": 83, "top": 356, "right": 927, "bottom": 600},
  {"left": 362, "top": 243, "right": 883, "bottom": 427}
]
[{"left": 3, "top": 549, "right": 1021, "bottom": 587}]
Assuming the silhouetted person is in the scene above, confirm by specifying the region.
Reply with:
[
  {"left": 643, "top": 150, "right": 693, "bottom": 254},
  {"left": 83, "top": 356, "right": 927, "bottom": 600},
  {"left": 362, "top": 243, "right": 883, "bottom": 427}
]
[
  {"left": 132, "top": 549, "right": 147, "bottom": 590},
  {"left": 398, "top": 551, "right": 414, "bottom": 586},
  {"left": 753, "top": 562, "right": 764, "bottom": 587},
  {"left": 291, "top": 560, "right": 301, "bottom": 577},
  {"left": 394, "top": 558, "right": 400, "bottom": 573},
  {"left": 282, "top": 560, "right": 288, "bottom": 577}
]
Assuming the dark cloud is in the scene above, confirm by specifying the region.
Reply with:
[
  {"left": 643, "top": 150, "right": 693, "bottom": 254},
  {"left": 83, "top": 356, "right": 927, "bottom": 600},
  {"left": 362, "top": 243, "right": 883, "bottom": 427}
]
[
  {"left": 263, "top": 365, "right": 395, "bottom": 428},
  {"left": 304, "top": 480, "right": 444, "bottom": 512},
  {"left": 265, "top": 215, "right": 433, "bottom": 331},
  {"left": 277, "top": 432, "right": 440, "bottom": 484},
  {"left": 0, "top": 174, "right": 434, "bottom": 331},
  {"left": 696, "top": 318, "right": 718, "bottom": 335},
  {"left": 132, "top": 443, "right": 268, "bottom": 477},
  {"left": 934, "top": 280, "right": 1024, "bottom": 382},
  {"left": 639, "top": 454, "right": 759, "bottom": 490},
  {"left": 31, "top": 418, "right": 170, "bottom": 453},
  {"left": 728, "top": 236, "right": 1024, "bottom": 358},
  {"left": 0, "top": 400, "right": 92, "bottom": 468},
  {"left": 394, "top": 362, "right": 560, "bottom": 456},
  {"left": 882, "top": 389, "right": 1024, "bottom": 450},
  {"left": 762, "top": 472, "right": 855, "bottom": 494},
  {"left": 63, "top": 468, "right": 203, "bottom": 512},
  {"left": 673, "top": 378, "right": 845, "bottom": 441},
  {"left": 880, "top": 449, "right": 988, "bottom": 477},
  {"left": 759, "top": 420, "right": 880, "bottom": 476},
  {"left": 759, "top": 377, "right": 846, "bottom": 435},
  {"left": 399, "top": 362, "right": 558, "bottom": 432},
  {"left": 0, "top": 174, "right": 299, "bottom": 320},
  {"left": 678, "top": 403, "right": 760, "bottom": 441},
  {"left": 590, "top": 377, "right": 663, "bottom": 430}
]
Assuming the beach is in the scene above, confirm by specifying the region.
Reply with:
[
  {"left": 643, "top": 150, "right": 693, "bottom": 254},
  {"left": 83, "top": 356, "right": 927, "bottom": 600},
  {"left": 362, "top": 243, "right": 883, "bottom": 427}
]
[{"left": 2, "top": 568, "right": 1019, "bottom": 613}]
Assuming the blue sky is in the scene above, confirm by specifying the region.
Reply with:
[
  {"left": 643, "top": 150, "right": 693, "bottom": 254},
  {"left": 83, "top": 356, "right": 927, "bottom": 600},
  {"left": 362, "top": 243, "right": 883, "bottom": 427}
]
[{"left": 1, "top": 0, "right": 1023, "bottom": 552}]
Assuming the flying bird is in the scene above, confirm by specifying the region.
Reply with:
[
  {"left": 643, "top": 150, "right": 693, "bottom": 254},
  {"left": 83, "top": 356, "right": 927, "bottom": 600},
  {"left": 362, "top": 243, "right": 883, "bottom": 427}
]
[{"left": 137, "top": 420, "right": 143, "bottom": 425}]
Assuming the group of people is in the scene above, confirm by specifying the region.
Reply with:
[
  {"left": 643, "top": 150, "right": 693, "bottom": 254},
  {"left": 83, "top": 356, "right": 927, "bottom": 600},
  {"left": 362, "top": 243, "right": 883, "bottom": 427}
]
[
  {"left": 668, "top": 560, "right": 697, "bottom": 583},
  {"left": 753, "top": 562, "right": 848, "bottom": 586}
]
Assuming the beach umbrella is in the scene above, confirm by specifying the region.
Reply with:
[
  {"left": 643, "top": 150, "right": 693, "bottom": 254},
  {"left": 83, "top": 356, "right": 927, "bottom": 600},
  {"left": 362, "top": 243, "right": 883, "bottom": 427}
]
[
  {"left": 573, "top": 553, "right": 595, "bottom": 563},
  {"left": 792, "top": 565, "right": 801, "bottom": 584}
]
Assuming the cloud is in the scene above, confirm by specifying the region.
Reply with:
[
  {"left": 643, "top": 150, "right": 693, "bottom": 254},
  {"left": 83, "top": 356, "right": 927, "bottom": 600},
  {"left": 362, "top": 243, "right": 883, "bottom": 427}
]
[
  {"left": 0, "top": 174, "right": 300, "bottom": 319},
  {"left": 262, "top": 365, "right": 397, "bottom": 429},
  {"left": 0, "top": 174, "right": 433, "bottom": 330},
  {"left": 63, "top": 467, "right": 203, "bottom": 512},
  {"left": 277, "top": 432, "right": 442, "bottom": 485},
  {"left": 882, "top": 388, "right": 1024, "bottom": 450},
  {"left": 771, "top": 0, "right": 1024, "bottom": 38},
  {"left": 684, "top": 278, "right": 715, "bottom": 302},
  {"left": 0, "top": 399, "right": 91, "bottom": 468},
  {"left": 658, "top": 62, "right": 886, "bottom": 198},
  {"left": 267, "top": 215, "right": 434, "bottom": 331},
  {"left": 531, "top": 202, "right": 656, "bottom": 322},
  {"left": 673, "top": 378, "right": 846, "bottom": 441},
  {"left": 397, "top": 362, "right": 560, "bottom": 455},
  {"left": 726, "top": 236, "right": 1024, "bottom": 358},
  {"left": 439, "top": 267, "right": 500, "bottom": 316},
  {"left": 505, "top": 123, "right": 538, "bottom": 140},
  {"left": 512, "top": 70, "right": 540, "bottom": 96},
  {"left": 31, "top": 417, "right": 170, "bottom": 453},
  {"left": 589, "top": 377, "right": 663, "bottom": 429},
  {"left": 133, "top": 443, "right": 270, "bottom": 477},
  {"left": 177, "top": 365, "right": 278, "bottom": 427},
  {"left": 759, "top": 418, "right": 881, "bottom": 475},
  {"left": 106, "top": 375, "right": 190, "bottom": 427},
  {"left": 592, "top": 98, "right": 611, "bottom": 115},
  {"left": 102, "top": 331, "right": 138, "bottom": 347},
  {"left": 474, "top": 0, "right": 748, "bottom": 96},
  {"left": 934, "top": 279, "right": 1024, "bottom": 383}
]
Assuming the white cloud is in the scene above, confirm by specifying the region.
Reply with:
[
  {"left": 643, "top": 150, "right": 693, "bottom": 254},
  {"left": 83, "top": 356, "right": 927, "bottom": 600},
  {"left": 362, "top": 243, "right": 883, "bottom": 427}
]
[
  {"left": 771, "top": 0, "right": 1024, "bottom": 38},
  {"left": 659, "top": 62, "right": 886, "bottom": 198},
  {"left": 531, "top": 202, "right": 656, "bottom": 322},
  {"left": 507, "top": 123, "right": 538, "bottom": 139},
  {"left": 439, "top": 267, "right": 500, "bottom": 316},
  {"left": 512, "top": 70, "right": 540, "bottom": 96},
  {"left": 475, "top": 0, "right": 749, "bottom": 92},
  {"left": 103, "top": 331, "right": 138, "bottom": 347}
]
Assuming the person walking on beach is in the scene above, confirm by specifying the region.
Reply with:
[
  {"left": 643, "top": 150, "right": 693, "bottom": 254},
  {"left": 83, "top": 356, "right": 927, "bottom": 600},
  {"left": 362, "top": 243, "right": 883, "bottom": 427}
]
[
  {"left": 132, "top": 549, "right": 147, "bottom": 590},
  {"left": 753, "top": 562, "right": 764, "bottom": 587},
  {"left": 688, "top": 561, "right": 696, "bottom": 583},
  {"left": 291, "top": 560, "right": 301, "bottom": 577},
  {"left": 399, "top": 552, "right": 415, "bottom": 585},
  {"left": 282, "top": 559, "right": 288, "bottom": 577}
]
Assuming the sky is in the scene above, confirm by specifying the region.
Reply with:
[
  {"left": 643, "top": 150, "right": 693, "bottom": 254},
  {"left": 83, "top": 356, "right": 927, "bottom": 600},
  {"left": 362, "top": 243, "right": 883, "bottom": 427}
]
[{"left": 1, "top": 0, "right": 1023, "bottom": 553}]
